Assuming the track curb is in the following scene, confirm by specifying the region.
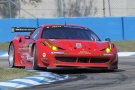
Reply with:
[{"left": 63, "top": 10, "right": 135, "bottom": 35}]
[{"left": 0, "top": 70, "right": 69, "bottom": 89}]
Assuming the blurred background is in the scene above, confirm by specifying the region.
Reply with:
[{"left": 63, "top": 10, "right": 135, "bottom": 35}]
[{"left": 0, "top": 0, "right": 135, "bottom": 18}]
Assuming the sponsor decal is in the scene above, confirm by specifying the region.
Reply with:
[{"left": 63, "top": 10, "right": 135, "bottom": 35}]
[
  {"left": 20, "top": 53, "right": 33, "bottom": 64},
  {"left": 54, "top": 61, "right": 58, "bottom": 64},
  {"left": 28, "top": 42, "right": 33, "bottom": 53},
  {"left": 23, "top": 44, "right": 29, "bottom": 48},
  {"left": 103, "top": 54, "right": 114, "bottom": 56},
  {"left": 42, "top": 53, "right": 46, "bottom": 57},
  {"left": 13, "top": 36, "right": 19, "bottom": 40},
  {"left": 52, "top": 26, "right": 62, "bottom": 28},
  {"left": 79, "top": 51, "right": 91, "bottom": 54},
  {"left": 19, "top": 48, "right": 29, "bottom": 51},
  {"left": 99, "top": 54, "right": 103, "bottom": 57},
  {"left": 76, "top": 43, "right": 82, "bottom": 48},
  {"left": 18, "top": 44, "right": 29, "bottom": 52},
  {"left": 46, "top": 26, "right": 62, "bottom": 29},
  {"left": 51, "top": 52, "right": 65, "bottom": 55},
  {"left": 65, "top": 52, "right": 69, "bottom": 56}
]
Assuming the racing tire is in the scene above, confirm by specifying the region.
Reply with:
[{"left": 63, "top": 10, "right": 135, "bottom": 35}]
[
  {"left": 33, "top": 45, "right": 46, "bottom": 70},
  {"left": 8, "top": 43, "right": 25, "bottom": 69}
]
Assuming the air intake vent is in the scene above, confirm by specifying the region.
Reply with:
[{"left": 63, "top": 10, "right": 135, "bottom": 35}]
[
  {"left": 78, "top": 58, "right": 89, "bottom": 63},
  {"left": 55, "top": 57, "right": 76, "bottom": 62},
  {"left": 90, "top": 58, "right": 110, "bottom": 63}
]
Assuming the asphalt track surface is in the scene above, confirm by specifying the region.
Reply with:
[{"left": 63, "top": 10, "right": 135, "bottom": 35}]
[{"left": 1, "top": 57, "right": 135, "bottom": 90}]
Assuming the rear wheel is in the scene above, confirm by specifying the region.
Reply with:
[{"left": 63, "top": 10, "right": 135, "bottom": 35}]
[
  {"left": 9, "top": 43, "right": 15, "bottom": 68},
  {"left": 33, "top": 45, "right": 46, "bottom": 70},
  {"left": 8, "top": 43, "right": 25, "bottom": 69}
]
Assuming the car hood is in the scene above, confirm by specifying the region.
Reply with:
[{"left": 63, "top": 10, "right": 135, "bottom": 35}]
[{"left": 45, "top": 39, "right": 110, "bottom": 51}]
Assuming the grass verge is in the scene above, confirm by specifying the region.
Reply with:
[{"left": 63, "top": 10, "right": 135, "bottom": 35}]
[
  {"left": 0, "top": 42, "right": 9, "bottom": 51},
  {"left": 112, "top": 40, "right": 135, "bottom": 52},
  {"left": 0, "top": 68, "right": 37, "bottom": 82}
]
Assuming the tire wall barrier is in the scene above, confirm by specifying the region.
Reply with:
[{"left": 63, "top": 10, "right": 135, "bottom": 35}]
[{"left": 0, "top": 17, "right": 134, "bottom": 42}]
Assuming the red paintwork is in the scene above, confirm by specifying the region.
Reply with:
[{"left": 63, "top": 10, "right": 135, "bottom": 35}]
[{"left": 9, "top": 24, "right": 118, "bottom": 70}]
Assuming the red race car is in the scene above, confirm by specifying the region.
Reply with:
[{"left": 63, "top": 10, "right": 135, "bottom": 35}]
[{"left": 8, "top": 24, "right": 118, "bottom": 71}]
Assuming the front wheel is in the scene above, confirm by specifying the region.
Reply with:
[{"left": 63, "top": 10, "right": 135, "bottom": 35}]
[{"left": 33, "top": 45, "right": 46, "bottom": 70}]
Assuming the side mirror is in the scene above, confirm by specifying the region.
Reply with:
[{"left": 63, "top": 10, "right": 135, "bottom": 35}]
[
  {"left": 25, "top": 35, "right": 30, "bottom": 39},
  {"left": 105, "top": 38, "right": 111, "bottom": 42}
]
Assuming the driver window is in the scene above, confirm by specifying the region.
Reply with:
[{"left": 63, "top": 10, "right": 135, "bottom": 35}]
[
  {"left": 91, "top": 33, "right": 98, "bottom": 41},
  {"left": 31, "top": 28, "right": 41, "bottom": 40}
]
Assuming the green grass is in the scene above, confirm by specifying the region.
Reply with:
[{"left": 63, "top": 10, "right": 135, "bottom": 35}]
[
  {"left": 0, "top": 42, "right": 9, "bottom": 51},
  {"left": 0, "top": 68, "right": 37, "bottom": 82},
  {"left": 112, "top": 40, "right": 135, "bottom": 52}
]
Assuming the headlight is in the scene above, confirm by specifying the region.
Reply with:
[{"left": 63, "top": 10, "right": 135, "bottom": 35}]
[
  {"left": 105, "top": 44, "right": 112, "bottom": 53},
  {"left": 106, "top": 48, "right": 111, "bottom": 53},
  {"left": 45, "top": 41, "right": 58, "bottom": 51},
  {"left": 52, "top": 46, "right": 58, "bottom": 51}
]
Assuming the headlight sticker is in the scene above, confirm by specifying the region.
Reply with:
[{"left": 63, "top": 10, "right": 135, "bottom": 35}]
[
  {"left": 106, "top": 43, "right": 112, "bottom": 53},
  {"left": 45, "top": 41, "right": 58, "bottom": 51}
]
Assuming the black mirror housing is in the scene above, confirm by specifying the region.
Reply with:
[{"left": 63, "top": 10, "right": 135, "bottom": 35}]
[{"left": 105, "top": 38, "right": 111, "bottom": 42}]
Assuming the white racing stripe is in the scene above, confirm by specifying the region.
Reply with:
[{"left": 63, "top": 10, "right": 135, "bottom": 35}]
[
  {"left": 1, "top": 53, "right": 8, "bottom": 56},
  {"left": 16, "top": 85, "right": 28, "bottom": 88},
  {"left": 43, "top": 78, "right": 57, "bottom": 83},
  {"left": 25, "top": 76, "right": 45, "bottom": 80},
  {"left": 118, "top": 52, "right": 135, "bottom": 56},
  {"left": 25, "top": 77, "right": 50, "bottom": 84},
  {"left": 11, "top": 79, "right": 42, "bottom": 85},
  {"left": 30, "top": 71, "right": 54, "bottom": 76},
  {"left": 0, "top": 82, "right": 26, "bottom": 87}
]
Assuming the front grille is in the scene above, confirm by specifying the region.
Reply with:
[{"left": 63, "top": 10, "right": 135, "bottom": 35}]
[
  {"left": 78, "top": 58, "right": 89, "bottom": 63},
  {"left": 55, "top": 57, "right": 110, "bottom": 63},
  {"left": 90, "top": 58, "right": 110, "bottom": 63},
  {"left": 55, "top": 57, "right": 76, "bottom": 62}
]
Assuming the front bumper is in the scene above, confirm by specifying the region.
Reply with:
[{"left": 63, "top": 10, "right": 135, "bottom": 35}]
[{"left": 39, "top": 52, "right": 118, "bottom": 70}]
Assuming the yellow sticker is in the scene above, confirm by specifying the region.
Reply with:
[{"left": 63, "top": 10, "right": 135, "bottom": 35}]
[
  {"left": 52, "top": 26, "right": 62, "bottom": 28},
  {"left": 79, "top": 51, "right": 91, "bottom": 54}
]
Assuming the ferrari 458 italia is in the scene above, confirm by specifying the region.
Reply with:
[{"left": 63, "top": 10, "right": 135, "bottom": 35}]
[{"left": 8, "top": 24, "right": 118, "bottom": 71}]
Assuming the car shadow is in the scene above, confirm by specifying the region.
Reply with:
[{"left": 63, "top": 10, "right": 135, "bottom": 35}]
[{"left": 41, "top": 67, "right": 125, "bottom": 74}]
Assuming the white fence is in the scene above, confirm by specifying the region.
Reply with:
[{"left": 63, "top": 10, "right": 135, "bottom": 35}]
[{"left": 0, "top": 0, "right": 135, "bottom": 18}]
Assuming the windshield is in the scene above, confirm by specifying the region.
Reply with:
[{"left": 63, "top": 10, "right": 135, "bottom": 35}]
[{"left": 41, "top": 26, "right": 100, "bottom": 41}]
